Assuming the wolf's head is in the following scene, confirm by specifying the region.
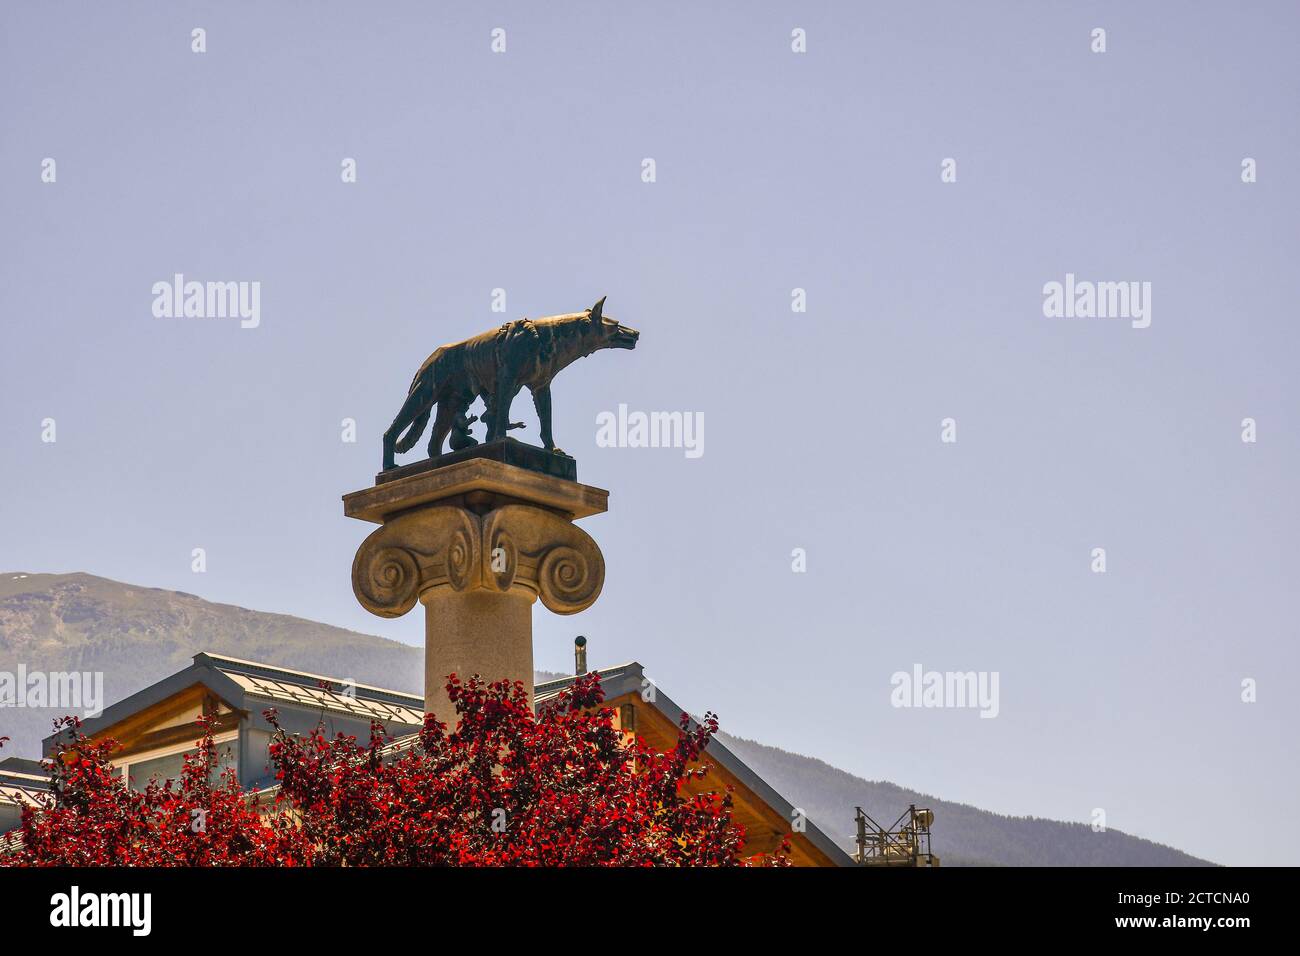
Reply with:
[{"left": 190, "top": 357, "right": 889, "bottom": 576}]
[{"left": 587, "top": 296, "right": 639, "bottom": 350}]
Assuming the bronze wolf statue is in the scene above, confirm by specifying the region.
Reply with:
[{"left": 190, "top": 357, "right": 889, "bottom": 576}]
[{"left": 383, "top": 297, "right": 639, "bottom": 470}]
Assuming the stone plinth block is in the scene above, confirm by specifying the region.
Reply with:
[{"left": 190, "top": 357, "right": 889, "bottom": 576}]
[{"left": 344, "top": 457, "right": 608, "bottom": 724}]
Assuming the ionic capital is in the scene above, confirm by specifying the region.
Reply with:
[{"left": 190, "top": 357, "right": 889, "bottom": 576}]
[{"left": 351, "top": 501, "right": 604, "bottom": 618}]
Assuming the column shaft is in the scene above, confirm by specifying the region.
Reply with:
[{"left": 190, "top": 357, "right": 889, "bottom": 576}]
[{"left": 420, "top": 587, "right": 535, "bottom": 725}]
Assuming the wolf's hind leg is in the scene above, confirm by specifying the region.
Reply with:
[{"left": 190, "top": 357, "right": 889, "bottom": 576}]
[{"left": 427, "top": 400, "right": 460, "bottom": 458}]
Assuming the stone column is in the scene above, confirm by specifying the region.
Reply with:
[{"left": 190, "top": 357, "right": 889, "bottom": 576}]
[{"left": 344, "top": 454, "right": 608, "bottom": 725}]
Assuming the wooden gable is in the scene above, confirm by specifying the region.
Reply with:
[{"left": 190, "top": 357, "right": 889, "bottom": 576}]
[
  {"left": 86, "top": 683, "right": 240, "bottom": 761},
  {"left": 606, "top": 691, "right": 841, "bottom": 867}
]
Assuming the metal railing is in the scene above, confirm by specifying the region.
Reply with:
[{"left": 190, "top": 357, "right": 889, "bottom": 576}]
[{"left": 854, "top": 804, "right": 938, "bottom": 866}]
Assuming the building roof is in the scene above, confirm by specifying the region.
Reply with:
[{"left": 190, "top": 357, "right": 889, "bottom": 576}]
[
  {"left": 0, "top": 765, "right": 51, "bottom": 827},
  {"left": 0, "top": 757, "right": 46, "bottom": 778},
  {"left": 194, "top": 654, "right": 423, "bottom": 712},
  {"left": 218, "top": 667, "right": 424, "bottom": 726},
  {"left": 43, "top": 652, "right": 425, "bottom": 753}
]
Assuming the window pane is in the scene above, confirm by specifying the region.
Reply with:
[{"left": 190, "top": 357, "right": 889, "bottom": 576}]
[
  {"left": 126, "top": 741, "right": 238, "bottom": 792},
  {"left": 211, "top": 741, "right": 238, "bottom": 786},
  {"left": 128, "top": 751, "right": 186, "bottom": 791}
]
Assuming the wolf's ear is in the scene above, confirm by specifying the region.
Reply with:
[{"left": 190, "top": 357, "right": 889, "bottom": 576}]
[{"left": 590, "top": 296, "right": 606, "bottom": 322}]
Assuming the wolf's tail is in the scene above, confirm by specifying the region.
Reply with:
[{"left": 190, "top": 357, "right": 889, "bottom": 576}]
[{"left": 393, "top": 365, "right": 433, "bottom": 453}]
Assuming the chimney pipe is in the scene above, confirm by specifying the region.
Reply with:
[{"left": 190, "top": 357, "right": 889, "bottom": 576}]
[{"left": 574, "top": 635, "right": 588, "bottom": 675}]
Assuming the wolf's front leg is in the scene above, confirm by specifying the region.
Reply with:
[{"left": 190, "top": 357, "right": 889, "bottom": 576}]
[
  {"left": 531, "top": 384, "right": 563, "bottom": 455},
  {"left": 487, "top": 378, "right": 517, "bottom": 441}
]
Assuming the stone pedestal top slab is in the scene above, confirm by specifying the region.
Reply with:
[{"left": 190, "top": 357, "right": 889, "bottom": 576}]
[{"left": 344, "top": 456, "right": 609, "bottom": 524}]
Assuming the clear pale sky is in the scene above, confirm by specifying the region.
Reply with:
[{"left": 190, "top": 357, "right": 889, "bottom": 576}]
[{"left": 2, "top": 2, "right": 1297, "bottom": 866}]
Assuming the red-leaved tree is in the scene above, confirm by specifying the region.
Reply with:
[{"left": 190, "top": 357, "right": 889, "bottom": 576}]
[{"left": 1, "top": 673, "right": 789, "bottom": 867}]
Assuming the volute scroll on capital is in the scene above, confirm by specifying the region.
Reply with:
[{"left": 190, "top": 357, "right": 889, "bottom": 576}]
[{"left": 351, "top": 502, "right": 604, "bottom": 619}]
